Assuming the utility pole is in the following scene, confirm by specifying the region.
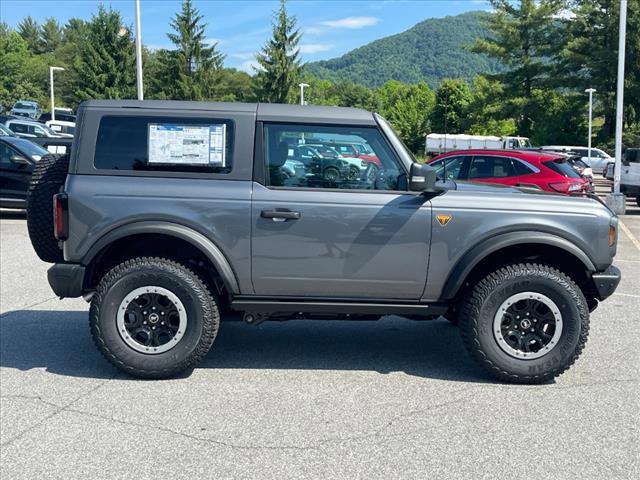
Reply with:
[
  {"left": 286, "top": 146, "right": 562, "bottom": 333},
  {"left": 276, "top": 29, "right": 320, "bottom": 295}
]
[
  {"left": 585, "top": 88, "right": 596, "bottom": 162},
  {"left": 49, "top": 66, "right": 65, "bottom": 121},
  {"left": 299, "top": 83, "right": 309, "bottom": 105},
  {"left": 606, "top": 0, "right": 627, "bottom": 214},
  {"left": 134, "top": 0, "right": 144, "bottom": 100}
]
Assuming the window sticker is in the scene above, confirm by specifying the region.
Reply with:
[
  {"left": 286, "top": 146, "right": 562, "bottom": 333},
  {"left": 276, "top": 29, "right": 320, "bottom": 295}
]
[{"left": 148, "top": 123, "right": 226, "bottom": 166}]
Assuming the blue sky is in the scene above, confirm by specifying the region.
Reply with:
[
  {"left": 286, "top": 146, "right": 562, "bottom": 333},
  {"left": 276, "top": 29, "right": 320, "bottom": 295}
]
[{"left": 1, "top": 0, "right": 489, "bottom": 71}]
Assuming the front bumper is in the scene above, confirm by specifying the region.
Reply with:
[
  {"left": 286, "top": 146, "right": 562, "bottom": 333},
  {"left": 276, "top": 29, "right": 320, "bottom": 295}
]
[
  {"left": 48, "top": 263, "right": 85, "bottom": 298},
  {"left": 591, "top": 265, "right": 621, "bottom": 301}
]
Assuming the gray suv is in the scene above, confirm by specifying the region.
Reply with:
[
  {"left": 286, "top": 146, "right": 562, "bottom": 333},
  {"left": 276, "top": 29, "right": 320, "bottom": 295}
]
[{"left": 26, "top": 100, "right": 621, "bottom": 382}]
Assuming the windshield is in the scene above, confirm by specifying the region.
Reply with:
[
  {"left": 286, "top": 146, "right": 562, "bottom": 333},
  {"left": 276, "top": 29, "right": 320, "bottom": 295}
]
[
  {"left": 10, "top": 138, "right": 49, "bottom": 159},
  {"left": 520, "top": 138, "right": 532, "bottom": 148},
  {"left": 41, "top": 124, "right": 58, "bottom": 136},
  {"left": 14, "top": 102, "right": 37, "bottom": 110},
  {"left": 0, "top": 124, "right": 15, "bottom": 136}
]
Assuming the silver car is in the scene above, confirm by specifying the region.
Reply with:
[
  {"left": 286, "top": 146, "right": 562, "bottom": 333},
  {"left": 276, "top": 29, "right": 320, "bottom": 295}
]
[
  {"left": 10, "top": 100, "right": 41, "bottom": 120},
  {"left": 541, "top": 145, "right": 613, "bottom": 174}
]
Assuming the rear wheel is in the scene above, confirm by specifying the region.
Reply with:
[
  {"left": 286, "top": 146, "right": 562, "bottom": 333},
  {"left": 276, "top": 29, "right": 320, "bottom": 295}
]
[
  {"left": 459, "top": 263, "right": 589, "bottom": 383},
  {"left": 90, "top": 257, "right": 219, "bottom": 379},
  {"left": 324, "top": 167, "right": 340, "bottom": 182}
]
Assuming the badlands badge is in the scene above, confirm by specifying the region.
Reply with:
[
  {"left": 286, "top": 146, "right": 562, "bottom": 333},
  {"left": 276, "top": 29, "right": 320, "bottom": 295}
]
[{"left": 436, "top": 214, "right": 452, "bottom": 226}]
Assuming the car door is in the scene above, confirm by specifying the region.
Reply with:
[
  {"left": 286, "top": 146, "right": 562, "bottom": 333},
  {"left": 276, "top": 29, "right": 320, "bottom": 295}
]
[
  {"left": 0, "top": 141, "right": 33, "bottom": 205},
  {"left": 467, "top": 155, "right": 519, "bottom": 187},
  {"left": 428, "top": 155, "right": 469, "bottom": 181},
  {"left": 251, "top": 122, "right": 432, "bottom": 299}
]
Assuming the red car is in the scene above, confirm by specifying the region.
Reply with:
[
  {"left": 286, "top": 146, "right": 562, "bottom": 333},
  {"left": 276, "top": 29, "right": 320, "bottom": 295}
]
[{"left": 427, "top": 149, "right": 590, "bottom": 194}]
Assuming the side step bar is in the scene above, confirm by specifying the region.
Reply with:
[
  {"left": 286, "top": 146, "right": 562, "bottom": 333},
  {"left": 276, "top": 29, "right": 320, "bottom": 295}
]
[{"left": 230, "top": 297, "right": 448, "bottom": 316}]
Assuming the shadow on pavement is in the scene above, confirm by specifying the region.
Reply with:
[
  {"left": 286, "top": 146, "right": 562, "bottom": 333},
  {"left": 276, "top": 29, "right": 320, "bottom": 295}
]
[{"left": 0, "top": 309, "right": 490, "bottom": 383}]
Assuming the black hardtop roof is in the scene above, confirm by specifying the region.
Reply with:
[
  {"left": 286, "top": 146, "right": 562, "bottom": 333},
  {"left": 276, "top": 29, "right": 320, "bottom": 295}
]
[{"left": 79, "top": 100, "right": 375, "bottom": 124}]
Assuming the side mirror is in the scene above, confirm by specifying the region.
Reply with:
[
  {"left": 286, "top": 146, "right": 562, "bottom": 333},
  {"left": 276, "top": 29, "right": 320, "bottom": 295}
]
[
  {"left": 409, "top": 162, "right": 437, "bottom": 193},
  {"left": 10, "top": 154, "right": 30, "bottom": 166}
]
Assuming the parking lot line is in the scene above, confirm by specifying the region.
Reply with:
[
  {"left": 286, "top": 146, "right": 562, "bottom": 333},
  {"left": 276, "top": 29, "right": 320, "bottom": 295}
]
[{"left": 619, "top": 220, "right": 640, "bottom": 251}]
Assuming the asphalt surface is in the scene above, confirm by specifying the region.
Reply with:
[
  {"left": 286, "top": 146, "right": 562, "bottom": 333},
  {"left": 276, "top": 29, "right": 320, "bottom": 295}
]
[{"left": 1, "top": 193, "right": 639, "bottom": 479}]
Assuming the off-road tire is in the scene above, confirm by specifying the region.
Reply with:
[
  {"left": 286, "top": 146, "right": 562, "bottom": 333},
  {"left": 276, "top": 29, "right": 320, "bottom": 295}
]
[
  {"left": 26, "top": 153, "right": 70, "bottom": 263},
  {"left": 90, "top": 257, "right": 219, "bottom": 379},
  {"left": 636, "top": 196, "right": 640, "bottom": 208},
  {"left": 459, "top": 263, "right": 589, "bottom": 384}
]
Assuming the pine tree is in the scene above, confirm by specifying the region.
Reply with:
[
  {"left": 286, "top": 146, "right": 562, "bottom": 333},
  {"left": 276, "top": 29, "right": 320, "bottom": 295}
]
[
  {"left": 166, "top": 0, "right": 225, "bottom": 100},
  {"left": 40, "top": 18, "right": 63, "bottom": 53},
  {"left": 472, "top": 0, "right": 564, "bottom": 136},
  {"left": 255, "top": 0, "right": 302, "bottom": 103},
  {"left": 73, "top": 6, "right": 136, "bottom": 102},
  {"left": 17, "top": 16, "right": 42, "bottom": 53}
]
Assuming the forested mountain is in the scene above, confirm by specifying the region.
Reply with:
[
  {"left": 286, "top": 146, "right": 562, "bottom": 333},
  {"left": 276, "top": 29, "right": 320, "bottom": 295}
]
[{"left": 306, "top": 11, "right": 504, "bottom": 87}]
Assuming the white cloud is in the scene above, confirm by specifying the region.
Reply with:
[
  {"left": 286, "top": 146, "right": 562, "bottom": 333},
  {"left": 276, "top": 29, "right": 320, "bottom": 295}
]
[
  {"left": 205, "top": 37, "right": 224, "bottom": 46},
  {"left": 298, "top": 43, "right": 334, "bottom": 54},
  {"left": 320, "top": 16, "right": 379, "bottom": 29},
  {"left": 553, "top": 9, "right": 576, "bottom": 20},
  {"left": 230, "top": 52, "right": 257, "bottom": 60},
  {"left": 305, "top": 16, "right": 380, "bottom": 35},
  {"left": 239, "top": 60, "right": 262, "bottom": 74}
]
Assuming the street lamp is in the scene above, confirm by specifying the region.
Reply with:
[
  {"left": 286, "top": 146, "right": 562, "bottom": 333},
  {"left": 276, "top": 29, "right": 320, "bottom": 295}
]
[
  {"left": 49, "top": 66, "right": 64, "bottom": 121},
  {"left": 299, "top": 83, "right": 309, "bottom": 105},
  {"left": 585, "top": 88, "right": 596, "bottom": 162},
  {"left": 134, "top": 0, "right": 144, "bottom": 100},
  {"left": 606, "top": 0, "right": 627, "bottom": 214}
]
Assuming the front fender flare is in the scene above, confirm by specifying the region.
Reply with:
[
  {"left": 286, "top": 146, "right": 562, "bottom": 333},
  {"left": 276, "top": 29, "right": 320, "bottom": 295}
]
[
  {"left": 440, "top": 231, "right": 596, "bottom": 300},
  {"left": 82, "top": 221, "right": 240, "bottom": 295}
]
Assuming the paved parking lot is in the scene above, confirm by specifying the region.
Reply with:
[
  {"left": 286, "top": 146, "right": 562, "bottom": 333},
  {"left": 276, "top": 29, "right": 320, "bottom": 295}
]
[{"left": 1, "top": 196, "right": 639, "bottom": 479}]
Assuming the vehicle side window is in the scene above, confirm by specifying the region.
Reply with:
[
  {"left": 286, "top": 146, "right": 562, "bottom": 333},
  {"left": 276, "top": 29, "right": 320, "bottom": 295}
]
[
  {"left": 513, "top": 159, "right": 536, "bottom": 176},
  {"left": 262, "top": 123, "right": 405, "bottom": 191},
  {"left": 8, "top": 123, "right": 27, "bottom": 135},
  {"left": 94, "top": 115, "right": 233, "bottom": 173},
  {"left": 0, "top": 142, "right": 15, "bottom": 166},
  {"left": 430, "top": 156, "right": 467, "bottom": 180},
  {"left": 32, "top": 125, "right": 47, "bottom": 137},
  {"left": 469, "top": 156, "right": 516, "bottom": 179}
]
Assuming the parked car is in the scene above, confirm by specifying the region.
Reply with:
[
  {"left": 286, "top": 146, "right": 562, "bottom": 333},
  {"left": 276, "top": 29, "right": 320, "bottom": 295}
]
[
  {"left": 4, "top": 118, "right": 72, "bottom": 139},
  {"left": 427, "top": 149, "right": 590, "bottom": 194},
  {"left": 288, "top": 144, "right": 353, "bottom": 182},
  {"left": 25, "top": 100, "right": 620, "bottom": 384},
  {"left": 46, "top": 119, "right": 76, "bottom": 136},
  {"left": 0, "top": 124, "right": 16, "bottom": 137},
  {"left": 38, "top": 108, "right": 76, "bottom": 124},
  {"left": 30, "top": 136, "right": 73, "bottom": 155},
  {"left": 541, "top": 145, "right": 613, "bottom": 175},
  {"left": 321, "top": 141, "right": 381, "bottom": 166},
  {"left": 10, "top": 100, "right": 41, "bottom": 119},
  {"left": 620, "top": 148, "right": 640, "bottom": 207},
  {"left": 303, "top": 143, "right": 367, "bottom": 178},
  {"left": 0, "top": 136, "right": 50, "bottom": 209}
]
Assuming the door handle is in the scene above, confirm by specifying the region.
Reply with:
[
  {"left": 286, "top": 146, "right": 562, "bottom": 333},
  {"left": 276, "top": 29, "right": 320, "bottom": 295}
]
[{"left": 260, "top": 209, "right": 301, "bottom": 220}]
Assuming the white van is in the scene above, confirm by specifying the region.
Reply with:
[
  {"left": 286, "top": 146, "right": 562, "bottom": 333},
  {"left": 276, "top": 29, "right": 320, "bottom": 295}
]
[{"left": 620, "top": 148, "right": 640, "bottom": 207}]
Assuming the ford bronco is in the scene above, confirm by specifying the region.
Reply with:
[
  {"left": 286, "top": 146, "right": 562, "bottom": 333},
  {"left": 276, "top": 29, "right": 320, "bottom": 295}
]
[{"left": 26, "top": 100, "right": 621, "bottom": 382}]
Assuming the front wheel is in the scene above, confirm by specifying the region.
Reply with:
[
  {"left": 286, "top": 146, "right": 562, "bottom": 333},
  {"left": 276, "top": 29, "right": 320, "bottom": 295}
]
[
  {"left": 459, "top": 263, "right": 589, "bottom": 384},
  {"left": 90, "top": 257, "right": 219, "bottom": 379}
]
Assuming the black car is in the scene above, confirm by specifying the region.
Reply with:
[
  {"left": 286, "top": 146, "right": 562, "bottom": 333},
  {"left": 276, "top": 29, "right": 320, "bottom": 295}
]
[
  {"left": 37, "top": 111, "right": 77, "bottom": 123},
  {"left": 0, "top": 137, "right": 50, "bottom": 209}
]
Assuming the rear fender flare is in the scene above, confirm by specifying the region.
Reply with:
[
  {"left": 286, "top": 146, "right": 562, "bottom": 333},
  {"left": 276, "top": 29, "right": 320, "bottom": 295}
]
[{"left": 82, "top": 221, "right": 240, "bottom": 294}]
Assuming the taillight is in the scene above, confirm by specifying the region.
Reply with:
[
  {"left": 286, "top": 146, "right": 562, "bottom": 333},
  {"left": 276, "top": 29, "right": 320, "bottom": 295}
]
[
  {"left": 548, "top": 182, "right": 583, "bottom": 194},
  {"left": 53, "top": 193, "right": 68, "bottom": 240},
  {"left": 608, "top": 225, "right": 616, "bottom": 247}
]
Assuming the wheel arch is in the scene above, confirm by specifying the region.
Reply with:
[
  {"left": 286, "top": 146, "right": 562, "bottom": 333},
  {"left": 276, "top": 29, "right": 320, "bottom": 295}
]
[
  {"left": 441, "top": 231, "right": 596, "bottom": 301},
  {"left": 82, "top": 221, "right": 240, "bottom": 297}
]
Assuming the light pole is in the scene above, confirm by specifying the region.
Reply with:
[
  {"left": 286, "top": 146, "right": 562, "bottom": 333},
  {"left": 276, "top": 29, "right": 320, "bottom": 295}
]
[
  {"left": 585, "top": 88, "right": 596, "bottom": 162},
  {"left": 134, "top": 0, "right": 144, "bottom": 100},
  {"left": 299, "top": 83, "right": 309, "bottom": 105},
  {"left": 49, "top": 66, "right": 64, "bottom": 121},
  {"left": 606, "top": 0, "right": 627, "bottom": 214}
]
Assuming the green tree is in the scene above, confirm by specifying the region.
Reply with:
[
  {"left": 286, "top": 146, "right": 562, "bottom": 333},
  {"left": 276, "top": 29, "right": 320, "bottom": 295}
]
[
  {"left": 0, "top": 25, "right": 47, "bottom": 108},
  {"left": 40, "top": 17, "right": 63, "bottom": 53},
  {"left": 561, "top": 0, "right": 640, "bottom": 141},
  {"left": 473, "top": 0, "right": 565, "bottom": 136},
  {"left": 166, "top": 0, "right": 225, "bottom": 100},
  {"left": 431, "top": 79, "right": 473, "bottom": 134},
  {"left": 466, "top": 76, "right": 516, "bottom": 136},
  {"left": 17, "top": 16, "right": 42, "bottom": 53},
  {"left": 377, "top": 81, "right": 435, "bottom": 153},
  {"left": 255, "top": 0, "right": 302, "bottom": 103},
  {"left": 73, "top": 6, "right": 136, "bottom": 103}
]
